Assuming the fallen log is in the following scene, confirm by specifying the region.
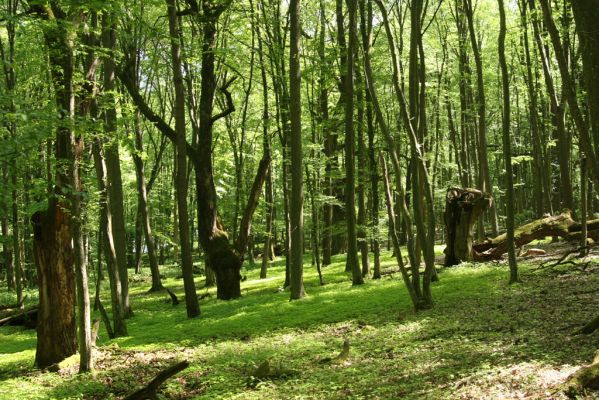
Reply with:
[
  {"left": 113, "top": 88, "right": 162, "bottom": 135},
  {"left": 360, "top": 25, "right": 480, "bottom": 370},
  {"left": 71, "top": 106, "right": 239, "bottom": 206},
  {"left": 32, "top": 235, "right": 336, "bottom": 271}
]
[
  {"left": 578, "top": 315, "right": 599, "bottom": 335},
  {"left": 563, "top": 350, "right": 599, "bottom": 397},
  {"left": 124, "top": 360, "right": 189, "bottom": 400},
  {"left": 0, "top": 295, "right": 27, "bottom": 311},
  {"left": 0, "top": 306, "right": 38, "bottom": 329},
  {"left": 470, "top": 210, "right": 596, "bottom": 261}
]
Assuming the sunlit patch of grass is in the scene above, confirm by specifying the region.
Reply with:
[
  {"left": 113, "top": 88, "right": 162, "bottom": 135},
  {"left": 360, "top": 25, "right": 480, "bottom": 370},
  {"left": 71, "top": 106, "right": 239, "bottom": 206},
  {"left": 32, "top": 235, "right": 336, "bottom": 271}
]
[{"left": 1, "top": 250, "right": 598, "bottom": 399}]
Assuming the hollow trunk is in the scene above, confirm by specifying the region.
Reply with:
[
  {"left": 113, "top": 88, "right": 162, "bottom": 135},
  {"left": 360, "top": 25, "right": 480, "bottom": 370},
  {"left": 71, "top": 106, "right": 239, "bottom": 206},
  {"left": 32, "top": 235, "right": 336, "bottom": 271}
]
[{"left": 443, "top": 188, "right": 492, "bottom": 267}]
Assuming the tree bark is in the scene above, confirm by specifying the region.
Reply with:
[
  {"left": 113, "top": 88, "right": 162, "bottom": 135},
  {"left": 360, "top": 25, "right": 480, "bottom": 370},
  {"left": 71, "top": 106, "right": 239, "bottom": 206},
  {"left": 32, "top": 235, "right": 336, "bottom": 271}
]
[
  {"left": 102, "top": 12, "right": 131, "bottom": 316},
  {"left": 166, "top": 0, "right": 199, "bottom": 318},
  {"left": 463, "top": 0, "right": 499, "bottom": 235},
  {"left": 444, "top": 188, "right": 492, "bottom": 267},
  {"left": 498, "top": 0, "right": 519, "bottom": 283},
  {"left": 289, "top": 0, "right": 305, "bottom": 300},
  {"left": 345, "top": 0, "right": 364, "bottom": 285}
]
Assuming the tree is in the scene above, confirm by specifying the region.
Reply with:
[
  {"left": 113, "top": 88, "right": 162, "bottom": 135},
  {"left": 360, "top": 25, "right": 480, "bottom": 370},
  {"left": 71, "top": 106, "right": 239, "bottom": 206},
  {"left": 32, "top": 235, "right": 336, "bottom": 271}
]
[
  {"left": 30, "top": 1, "right": 81, "bottom": 369},
  {"left": 289, "top": 0, "right": 305, "bottom": 300},
  {"left": 497, "top": 0, "right": 518, "bottom": 284},
  {"left": 344, "top": 0, "right": 364, "bottom": 285},
  {"left": 166, "top": 0, "right": 199, "bottom": 318}
]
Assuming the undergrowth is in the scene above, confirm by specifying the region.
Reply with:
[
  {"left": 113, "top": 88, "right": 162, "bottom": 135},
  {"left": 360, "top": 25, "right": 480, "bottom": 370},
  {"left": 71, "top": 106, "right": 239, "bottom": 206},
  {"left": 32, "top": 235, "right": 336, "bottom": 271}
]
[{"left": 1, "top": 245, "right": 598, "bottom": 399}]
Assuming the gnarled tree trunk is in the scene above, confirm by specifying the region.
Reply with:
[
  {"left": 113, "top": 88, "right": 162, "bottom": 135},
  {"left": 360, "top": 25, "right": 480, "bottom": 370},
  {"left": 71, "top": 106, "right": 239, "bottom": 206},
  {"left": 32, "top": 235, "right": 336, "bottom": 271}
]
[{"left": 443, "top": 188, "right": 492, "bottom": 267}]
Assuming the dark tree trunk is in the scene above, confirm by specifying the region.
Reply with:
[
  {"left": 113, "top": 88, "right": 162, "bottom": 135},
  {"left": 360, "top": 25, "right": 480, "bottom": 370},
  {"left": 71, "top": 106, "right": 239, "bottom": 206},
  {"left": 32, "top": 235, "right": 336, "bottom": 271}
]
[
  {"left": 30, "top": 4, "right": 81, "bottom": 368},
  {"left": 443, "top": 188, "right": 492, "bottom": 267},
  {"left": 344, "top": 0, "right": 364, "bottom": 285},
  {"left": 33, "top": 206, "right": 77, "bottom": 368}
]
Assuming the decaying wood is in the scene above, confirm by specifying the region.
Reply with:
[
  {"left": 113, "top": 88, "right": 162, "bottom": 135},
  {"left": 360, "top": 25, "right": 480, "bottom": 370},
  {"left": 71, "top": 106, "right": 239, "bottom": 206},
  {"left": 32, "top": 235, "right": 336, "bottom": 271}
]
[
  {"left": 444, "top": 188, "right": 493, "bottom": 266},
  {"left": 471, "top": 210, "right": 599, "bottom": 260},
  {"left": 578, "top": 315, "right": 599, "bottom": 335},
  {"left": 124, "top": 360, "right": 190, "bottom": 400},
  {"left": 563, "top": 350, "right": 599, "bottom": 397},
  {"left": 0, "top": 296, "right": 26, "bottom": 311},
  {"left": 0, "top": 306, "right": 37, "bottom": 328}
]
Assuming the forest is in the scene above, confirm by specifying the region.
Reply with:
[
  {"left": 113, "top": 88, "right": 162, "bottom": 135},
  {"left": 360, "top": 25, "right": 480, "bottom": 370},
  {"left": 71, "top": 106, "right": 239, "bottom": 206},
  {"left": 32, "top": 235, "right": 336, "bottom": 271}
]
[{"left": 0, "top": 0, "right": 598, "bottom": 398}]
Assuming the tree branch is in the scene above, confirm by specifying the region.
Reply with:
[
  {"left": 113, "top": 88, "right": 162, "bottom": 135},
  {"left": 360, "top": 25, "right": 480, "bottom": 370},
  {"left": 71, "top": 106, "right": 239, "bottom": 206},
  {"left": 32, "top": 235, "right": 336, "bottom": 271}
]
[
  {"left": 210, "top": 76, "right": 237, "bottom": 124},
  {"left": 117, "top": 63, "right": 197, "bottom": 160}
]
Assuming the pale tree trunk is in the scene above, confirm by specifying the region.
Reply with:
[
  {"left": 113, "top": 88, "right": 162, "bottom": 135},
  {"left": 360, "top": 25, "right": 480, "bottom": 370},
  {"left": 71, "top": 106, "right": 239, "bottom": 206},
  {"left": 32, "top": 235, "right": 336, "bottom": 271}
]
[
  {"left": 464, "top": 0, "right": 499, "bottom": 235},
  {"left": 256, "top": 2, "right": 274, "bottom": 279},
  {"left": 289, "top": 0, "right": 305, "bottom": 300},
  {"left": 102, "top": 14, "right": 131, "bottom": 316},
  {"left": 356, "top": 56, "right": 370, "bottom": 278},
  {"left": 529, "top": 5, "right": 573, "bottom": 211},
  {"left": 497, "top": 0, "right": 519, "bottom": 284},
  {"left": 166, "top": 0, "right": 199, "bottom": 317},
  {"left": 519, "top": 0, "right": 552, "bottom": 217},
  {"left": 132, "top": 111, "right": 163, "bottom": 290}
]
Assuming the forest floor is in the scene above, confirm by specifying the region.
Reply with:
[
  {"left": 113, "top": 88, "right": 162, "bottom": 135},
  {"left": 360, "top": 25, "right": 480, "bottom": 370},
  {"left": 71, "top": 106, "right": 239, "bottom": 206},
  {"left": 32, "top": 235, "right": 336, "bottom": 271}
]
[{"left": 1, "top": 241, "right": 599, "bottom": 399}]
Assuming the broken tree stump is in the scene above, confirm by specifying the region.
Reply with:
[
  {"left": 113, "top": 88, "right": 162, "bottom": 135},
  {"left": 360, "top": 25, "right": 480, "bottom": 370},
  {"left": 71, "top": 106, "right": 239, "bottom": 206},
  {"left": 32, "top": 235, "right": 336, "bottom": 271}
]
[{"left": 443, "top": 188, "right": 493, "bottom": 267}]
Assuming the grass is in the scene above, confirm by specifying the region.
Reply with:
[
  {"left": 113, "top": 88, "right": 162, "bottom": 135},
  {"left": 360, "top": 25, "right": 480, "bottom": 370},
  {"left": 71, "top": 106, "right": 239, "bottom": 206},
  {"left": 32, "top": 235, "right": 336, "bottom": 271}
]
[{"left": 1, "top": 246, "right": 598, "bottom": 399}]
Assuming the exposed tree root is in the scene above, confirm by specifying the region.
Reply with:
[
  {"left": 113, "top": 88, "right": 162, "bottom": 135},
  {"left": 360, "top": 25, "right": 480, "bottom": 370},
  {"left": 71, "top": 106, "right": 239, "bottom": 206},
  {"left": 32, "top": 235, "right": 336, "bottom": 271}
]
[
  {"left": 563, "top": 350, "right": 599, "bottom": 398},
  {"left": 124, "top": 360, "right": 189, "bottom": 400}
]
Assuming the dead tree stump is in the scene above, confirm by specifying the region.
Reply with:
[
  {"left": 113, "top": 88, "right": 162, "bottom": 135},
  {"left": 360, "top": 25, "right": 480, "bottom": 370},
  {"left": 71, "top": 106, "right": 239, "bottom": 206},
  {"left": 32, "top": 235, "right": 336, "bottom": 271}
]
[{"left": 444, "top": 188, "right": 493, "bottom": 267}]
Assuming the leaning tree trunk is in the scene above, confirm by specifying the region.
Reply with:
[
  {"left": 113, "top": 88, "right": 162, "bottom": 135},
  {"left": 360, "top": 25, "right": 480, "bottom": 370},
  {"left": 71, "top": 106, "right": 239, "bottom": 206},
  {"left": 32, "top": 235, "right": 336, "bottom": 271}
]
[{"left": 443, "top": 188, "right": 492, "bottom": 267}]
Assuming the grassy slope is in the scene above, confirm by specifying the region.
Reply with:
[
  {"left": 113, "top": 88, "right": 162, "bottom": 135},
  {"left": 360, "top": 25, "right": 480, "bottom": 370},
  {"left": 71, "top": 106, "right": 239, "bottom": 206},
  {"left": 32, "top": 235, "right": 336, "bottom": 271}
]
[{"left": 0, "top": 248, "right": 598, "bottom": 399}]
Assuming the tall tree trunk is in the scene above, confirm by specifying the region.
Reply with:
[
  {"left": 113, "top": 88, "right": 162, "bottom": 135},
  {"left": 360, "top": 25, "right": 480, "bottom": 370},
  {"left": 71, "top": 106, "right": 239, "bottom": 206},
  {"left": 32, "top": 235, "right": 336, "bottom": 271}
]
[
  {"left": 345, "top": 0, "right": 364, "bottom": 285},
  {"left": 289, "top": 0, "right": 305, "bottom": 300},
  {"left": 528, "top": 3, "right": 572, "bottom": 211},
  {"left": 31, "top": 4, "right": 78, "bottom": 368},
  {"left": 519, "top": 0, "right": 552, "bottom": 217},
  {"left": 360, "top": 0, "right": 381, "bottom": 279},
  {"left": 257, "top": 1, "right": 274, "bottom": 279},
  {"left": 102, "top": 13, "right": 131, "bottom": 316},
  {"left": 464, "top": 0, "right": 499, "bottom": 235},
  {"left": 166, "top": 0, "right": 199, "bottom": 317},
  {"left": 0, "top": 1, "right": 22, "bottom": 304},
  {"left": 538, "top": 0, "right": 599, "bottom": 194},
  {"left": 497, "top": 0, "right": 519, "bottom": 284},
  {"left": 132, "top": 111, "right": 163, "bottom": 290},
  {"left": 571, "top": 0, "right": 599, "bottom": 158},
  {"left": 193, "top": 2, "right": 242, "bottom": 300}
]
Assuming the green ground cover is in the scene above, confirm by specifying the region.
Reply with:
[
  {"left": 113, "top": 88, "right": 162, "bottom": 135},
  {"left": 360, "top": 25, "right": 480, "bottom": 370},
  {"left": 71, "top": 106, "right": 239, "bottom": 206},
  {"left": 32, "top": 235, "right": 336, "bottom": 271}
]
[{"left": 1, "top": 247, "right": 598, "bottom": 399}]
